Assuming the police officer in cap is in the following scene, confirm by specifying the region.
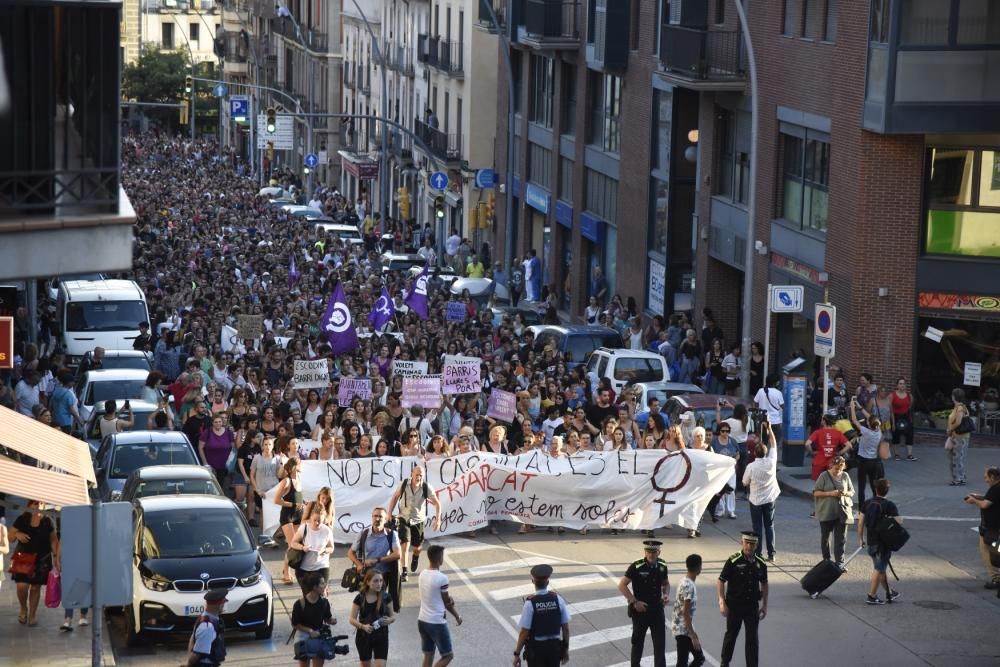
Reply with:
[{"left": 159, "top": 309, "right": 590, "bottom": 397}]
[
  {"left": 186, "top": 588, "right": 227, "bottom": 666},
  {"left": 717, "top": 531, "right": 769, "bottom": 667},
  {"left": 618, "top": 540, "right": 671, "bottom": 667},
  {"left": 513, "top": 564, "right": 571, "bottom": 666}
]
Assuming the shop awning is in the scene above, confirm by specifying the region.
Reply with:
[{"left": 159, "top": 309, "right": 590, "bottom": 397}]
[
  {"left": 0, "top": 456, "right": 91, "bottom": 507},
  {"left": 0, "top": 406, "right": 96, "bottom": 485}
]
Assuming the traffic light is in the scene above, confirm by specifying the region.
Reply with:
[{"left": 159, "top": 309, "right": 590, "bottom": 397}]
[
  {"left": 434, "top": 194, "right": 445, "bottom": 219},
  {"left": 469, "top": 206, "right": 479, "bottom": 231},
  {"left": 398, "top": 186, "right": 411, "bottom": 221},
  {"left": 184, "top": 75, "right": 193, "bottom": 94},
  {"left": 487, "top": 192, "right": 496, "bottom": 225},
  {"left": 477, "top": 202, "right": 489, "bottom": 229},
  {"left": 267, "top": 141, "right": 274, "bottom": 160},
  {"left": 266, "top": 107, "right": 277, "bottom": 134}
]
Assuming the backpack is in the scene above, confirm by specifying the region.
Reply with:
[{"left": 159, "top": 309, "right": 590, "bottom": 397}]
[
  {"left": 191, "top": 614, "right": 226, "bottom": 665},
  {"left": 876, "top": 515, "right": 910, "bottom": 552},
  {"left": 397, "top": 478, "right": 430, "bottom": 522}
]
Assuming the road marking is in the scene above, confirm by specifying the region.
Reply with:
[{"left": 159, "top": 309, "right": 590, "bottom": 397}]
[
  {"left": 442, "top": 552, "right": 519, "bottom": 640},
  {"left": 510, "top": 595, "right": 625, "bottom": 621},
  {"left": 467, "top": 556, "right": 552, "bottom": 577},
  {"left": 608, "top": 653, "right": 719, "bottom": 667},
  {"left": 490, "top": 573, "right": 608, "bottom": 600},
  {"left": 431, "top": 535, "right": 496, "bottom": 553},
  {"left": 899, "top": 516, "right": 978, "bottom": 522},
  {"left": 571, "top": 623, "right": 633, "bottom": 650}
]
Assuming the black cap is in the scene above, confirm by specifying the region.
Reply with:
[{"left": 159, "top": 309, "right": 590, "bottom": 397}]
[
  {"left": 740, "top": 531, "right": 760, "bottom": 543},
  {"left": 643, "top": 540, "right": 663, "bottom": 550},
  {"left": 204, "top": 589, "right": 229, "bottom": 603},
  {"left": 530, "top": 564, "right": 553, "bottom": 579}
]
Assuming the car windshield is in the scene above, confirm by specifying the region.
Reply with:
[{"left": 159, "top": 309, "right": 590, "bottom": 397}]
[
  {"left": 88, "top": 409, "right": 158, "bottom": 440},
  {"left": 697, "top": 407, "right": 733, "bottom": 432},
  {"left": 134, "top": 478, "right": 221, "bottom": 498},
  {"left": 66, "top": 301, "right": 146, "bottom": 332},
  {"left": 90, "top": 380, "right": 146, "bottom": 404},
  {"left": 613, "top": 358, "right": 664, "bottom": 383},
  {"left": 388, "top": 259, "right": 420, "bottom": 271},
  {"left": 110, "top": 443, "right": 198, "bottom": 479},
  {"left": 649, "top": 388, "right": 695, "bottom": 405},
  {"left": 99, "top": 356, "right": 151, "bottom": 371},
  {"left": 141, "top": 508, "right": 254, "bottom": 559}
]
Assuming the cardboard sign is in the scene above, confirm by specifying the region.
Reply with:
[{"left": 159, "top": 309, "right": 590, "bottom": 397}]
[
  {"left": 442, "top": 354, "right": 481, "bottom": 394},
  {"left": 293, "top": 360, "right": 329, "bottom": 389},
  {"left": 964, "top": 362, "right": 982, "bottom": 387},
  {"left": 338, "top": 377, "right": 373, "bottom": 407},
  {"left": 487, "top": 388, "right": 517, "bottom": 423},
  {"left": 402, "top": 375, "right": 442, "bottom": 409},
  {"left": 392, "top": 359, "right": 429, "bottom": 377},
  {"left": 0, "top": 316, "right": 12, "bottom": 370},
  {"left": 236, "top": 314, "right": 264, "bottom": 340},
  {"left": 446, "top": 302, "right": 466, "bottom": 322}
]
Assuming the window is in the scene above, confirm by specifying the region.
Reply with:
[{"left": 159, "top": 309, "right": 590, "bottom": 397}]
[
  {"left": 958, "top": 0, "right": 1000, "bottom": 44},
  {"left": 825, "top": 0, "right": 838, "bottom": 41},
  {"left": 715, "top": 0, "right": 725, "bottom": 25},
  {"left": 783, "top": 0, "right": 801, "bottom": 36},
  {"left": 652, "top": 90, "right": 672, "bottom": 172},
  {"left": 650, "top": 178, "right": 668, "bottom": 256},
  {"left": 901, "top": 0, "right": 949, "bottom": 45},
  {"left": 585, "top": 168, "right": 618, "bottom": 221},
  {"left": 589, "top": 72, "right": 622, "bottom": 153},
  {"left": 529, "top": 143, "right": 552, "bottom": 190},
  {"left": 562, "top": 63, "right": 577, "bottom": 135},
  {"left": 530, "top": 55, "right": 554, "bottom": 128},
  {"left": 512, "top": 50, "right": 523, "bottom": 114},
  {"left": 714, "top": 108, "right": 750, "bottom": 205},
  {"left": 870, "top": 0, "right": 890, "bottom": 43},
  {"left": 925, "top": 147, "right": 1000, "bottom": 257},
  {"left": 161, "top": 22, "right": 174, "bottom": 49},
  {"left": 457, "top": 97, "right": 463, "bottom": 152},
  {"left": 190, "top": 23, "right": 199, "bottom": 43},
  {"left": 559, "top": 157, "right": 574, "bottom": 201},
  {"left": 780, "top": 130, "right": 830, "bottom": 232}
]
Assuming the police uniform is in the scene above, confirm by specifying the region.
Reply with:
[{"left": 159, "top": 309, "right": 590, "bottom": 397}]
[
  {"left": 718, "top": 532, "right": 768, "bottom": 667},
  {"left": 516, "top": 564, "right": 571, "bottom": 667},
  {"left": 623, "top": 541, "right": 669, "bottom": 667},
  {"left": 188, "top": 589, "right": 227, "bottom": 666}
]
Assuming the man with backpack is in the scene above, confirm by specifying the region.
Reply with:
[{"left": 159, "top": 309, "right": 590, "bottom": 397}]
[
  {"left": 857, "top": 478, "right": 904, "bottom": 605},
  {"left": 388, "top": 466, "right": 442, "bottom": 583},
  {"left": 348, "top": 508, "right": 403, "bottom": 611},
  {"left": 186, "top": 589, "right": 227, "bottom": 666}
]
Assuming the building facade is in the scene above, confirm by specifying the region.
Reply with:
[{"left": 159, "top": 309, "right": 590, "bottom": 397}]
[{"left": 137, "top": 0, "right": 223, "bottom": 65}]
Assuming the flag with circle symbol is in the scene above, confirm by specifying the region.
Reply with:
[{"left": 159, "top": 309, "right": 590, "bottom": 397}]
[
  {"left": 404, "top": 264, "right": 430, "bottom": 319},
  {"left": 320, "top": 282, "right": 358, "bottom": 355},
  {"left": 368, "top": 286, "right": 395, "bottom": 331}
]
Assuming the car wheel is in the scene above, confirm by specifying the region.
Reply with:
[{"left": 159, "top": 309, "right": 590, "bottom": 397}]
[
  {"left": 254, "top": 606, "right": 274, "bottom": 640},
  {"left": 125, "top": 605, "right": 143, "bottom": 647}
]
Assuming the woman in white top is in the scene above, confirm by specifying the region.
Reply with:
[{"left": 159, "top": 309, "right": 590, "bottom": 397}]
[
  {"left": 717, "top": 400, "right": 750, "bottom": 494},
  {"left": 753, "top": 374, "right": 785, "bottom": 449},
  {"left": 289, "top": 507, "right": 336, "bottom": 595},
  {"left": 742, "top": 423, "right": 779, "bottom": 561}
]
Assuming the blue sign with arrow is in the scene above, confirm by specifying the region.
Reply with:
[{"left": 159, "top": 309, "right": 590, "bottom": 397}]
[
  {"left": 305, "top": 153, "right": 319, "bottom": 169},
  {"left": 429, "top": 171, "right": 449, "bottom": 191},
  {"left": 213, "top": 82, "right": 228, "bottom": 98}
]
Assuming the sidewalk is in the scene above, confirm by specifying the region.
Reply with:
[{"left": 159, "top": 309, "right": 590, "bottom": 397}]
[{"left": 776, "top": 445, "right": 1000, "bottom": 511}]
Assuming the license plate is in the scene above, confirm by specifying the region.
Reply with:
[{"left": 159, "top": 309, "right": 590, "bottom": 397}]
[{"left": 184, "top": 605, "right": 205, "bottom": 616}]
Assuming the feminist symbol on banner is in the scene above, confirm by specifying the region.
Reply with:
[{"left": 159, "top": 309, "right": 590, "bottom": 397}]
[
  {"left": 650, "top": 451, "right": 693, "bottom": 518},
  {"left": 326, "top": 302, "right": 352, "bottom": 334},
  {"left": 375, "top": 295, "right": 392, "bottom": 318},
  {"left": 415, "top": 274, "right": 428, "bottom": 296}
]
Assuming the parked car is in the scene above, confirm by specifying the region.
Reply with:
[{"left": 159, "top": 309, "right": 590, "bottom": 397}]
[
  {"left": 84, "top": 399, "right": 174, "bottom": 454},
  {"left": 281, "top": 204, "right": 325, "bottom": 221},
  {"left": 663, "top": 393, "right": 752, "bottom": 434},
  {"left": 528, "top": 325, "right": 625, "bottom": 367},
  {"left": 630, "top": 381, "right": 704, "bottom": 411},
  {"left": 92, "top": 430, "right": 199, "bottom": 501},
  {"left": 77, "top": 368, "right": 150, "bottom": 423},
  {"left": 586, "top": 348, "right": 670, "bottom": 394},
  {"left": 125, "top": 495, "right": 273, "bottom": 645},
  {"left": 380, "top": 252, "right": 427, "bottom": 274},
  {"left": 120, "top": 465, "right": 224, "bottom": 502},
  {"left": 409, "top": 264, "right": 461, "bottom": 290},
  {"left": 490, "top": 306, "right": 543, "bottom": 328},
  {"left": 449, "top": 277, "right": 511, "bottom": 306},
  {"left": 315, "top": 222, "right": 363, "bottom": 246},
  {"left": 73, "top": 351, "right": 151, "bottom": 401}
]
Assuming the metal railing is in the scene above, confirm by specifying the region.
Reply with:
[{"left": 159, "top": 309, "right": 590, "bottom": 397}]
[
  {"left": 343, "top": 62, "right": 356, "bottom": 89},
  {"left": 438, "top": 40, "right": 463, "bottom": 76},
  {"left": 524, "top": 0, "right": 580, "bottom": 40},
  {"left": 417, "top": 33, "right": 430, "bottom": 63},
  {"left": 271, "top": 16, "right": 328, "bottom": 52},
  {"left": 427, "top": 35, "right": 441, "bottom": 67},
  {"left": 659, "top": 26, "right": 745, "bottom": 80},
  {"left": 478, "top": 0, "right": 508, "bottom": 31},
  {"left": 414, "top": 117, "right": 461, "bottom": 161}
]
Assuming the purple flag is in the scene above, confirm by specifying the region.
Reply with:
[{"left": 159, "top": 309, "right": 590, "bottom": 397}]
[
  {"left": 404, "top": 264, "right": 430, "bottom": 319},
  {"left": 288, "top": 254, "right": 300, "bottom": 289},
  {"left": 319, "top": 282, "right": 358, "bottom": 355},
  {"left": 368, "top": 286, "right": 395, "bottom": 331}
]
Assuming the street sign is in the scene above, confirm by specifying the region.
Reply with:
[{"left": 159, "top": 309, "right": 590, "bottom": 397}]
[
  {"left": 256, "top": 114, "right": 294, "bottom": 150},
  {"left": 429, "top": 171, "right": 449, "bottom": 191},
  {"left": 305, "top": 153, "right": 319, "bottom": 169},
  {"left": 474, "top": 168, "right": 497, "bottom": 189},
  {"left": 770, "top": 285, "right": 804, "bottom": 313},
  {"left": 814, "top": 303, "right": 837, "bottom": 358},
  {"left": 213, "top": 82, "right": 228, "bottom": 97},
  {"left": 229, "top": 95, "right": 249, "bottom": 120}
]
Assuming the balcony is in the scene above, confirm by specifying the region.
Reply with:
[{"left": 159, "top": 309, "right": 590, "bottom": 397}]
[
  {"left": 414, "top": 117, "right": 462, "bottom": 164},
  {"left": 389, "top": 130, "right": 413, "bottom": 162},
  {"left": 436, "top": 40, "right": 464, "bottom": 77},
  {"left": 586, "top": 0, "right": 629, "bottom": 71},
  {"left": 343, "top": 63, "right": 356, "bottom": 90},
  {"left": 657, "top": 26, "right": 745, "bottom": 91},
  {"left": 359, "top": 71, "right": 371, "bottom": 96},
  {"left": 385, "top": 42, "right": 415, "bottom": 77},
  {"left": 271, "top": 16, "right": 329, "bottom": 52},
  {"left": 477, "top": 0, "right": 508, "bottom": 33},
  {"left": 427, "top": 35, "right": 440, "bottom": 68},
  {"left": 519, "top": 0, "right": 580, "bottom": 50}
]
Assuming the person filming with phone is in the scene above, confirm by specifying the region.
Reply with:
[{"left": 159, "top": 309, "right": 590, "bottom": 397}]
[{"left": 99, "top": 399, "right": 134, "bottom": 437}]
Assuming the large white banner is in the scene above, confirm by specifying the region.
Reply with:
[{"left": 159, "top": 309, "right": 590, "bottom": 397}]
[{"left": 263, "top": 450, "right": 734, "bottom": 544}]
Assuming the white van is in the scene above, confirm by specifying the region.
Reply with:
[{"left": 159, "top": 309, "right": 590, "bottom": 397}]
[{"left": 58, "top": 279, "right": 149, "bottom": 363}]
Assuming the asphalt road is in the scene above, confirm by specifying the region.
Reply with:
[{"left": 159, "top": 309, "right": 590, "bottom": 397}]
[{"left": 106, "top": 486, "right": 1000, "bottom": 667}]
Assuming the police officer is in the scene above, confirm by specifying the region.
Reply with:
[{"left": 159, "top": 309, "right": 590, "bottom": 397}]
[
  {"left": 717, "top": 531, "right": 769, "bottom": 667},
  {"left": 618, "top": 540, "right": 671, "bottom": 667},
  {"left": 513, "top": 564, "right": 571, "bottom": 667},
  {"left": 186, "top": 589, "right": 227, "bottom": 666}
]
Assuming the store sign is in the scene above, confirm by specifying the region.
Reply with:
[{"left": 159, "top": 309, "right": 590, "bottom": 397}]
[
  {"left": 343, "top": 159, "right": 380, "bottom": 180},
  {"left": 0, "top": 316, "right": 13, "bottom": 369},
  {"left": 919, "top": 292, "right": 1000, "bottom": 312},
  {"left": 771, "top": 252, "right": 822, "bottom": 284},
  {"left": 648, "top": 259, "right": 666, "bottom": 314},
  {"left": 964, "top": 362, "right": 982, "bottom": 387},
  {"left": 525, "top": 183, "right": 550, "bottom": 214},
  {"left": 580, "top": 213, "right": 604, "bottom": 244}
]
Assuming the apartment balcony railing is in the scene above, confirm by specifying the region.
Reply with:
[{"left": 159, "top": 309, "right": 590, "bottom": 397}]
[
  {"left": 417, "top": 33, "right": 429, "bottom": 63},
  {"left": 344, "top": 62, "right": 356, "bottom": 89},
  {"left": 388, "top": 130, "right": 413, "bottom": 160},
  {"left": 477, "top": 0, "right": 508, "bottom": 32},
  {"left": 658, "top": 26, "right": 745, "bottom": 89},
  {"left": 437, "top": 40, "right": 463, "bottom": 77},
  {"left": 271, "top": 16, "right": 328, "bottom": 52},
  {"left": 521, "top": 0, "right": 580, "bottom": 49},
  {"left": 414, "top": 117, "right": 461, "bottom": 162},
  {"left": 359, "top": 71, "right": 371, "bottom": 95},
  {"left": 427, "top": 35, "right": 440, "bottom": 68},
  {"left": 386, "top": 43, "right": 415, "bottom": 76}
]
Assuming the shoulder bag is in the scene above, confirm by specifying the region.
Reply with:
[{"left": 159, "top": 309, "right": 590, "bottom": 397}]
[
  {"left": 9, "top": 551, "right": 37, "bottom": 577},
  {"left": 340, "top": 528, "right": 367, "bottom": 592},
  {"left": 954, "top": 407, "right": 975, "bottom": 435},
  {"left": 287, "top": 525, "right": 307, "bottom": 569}
]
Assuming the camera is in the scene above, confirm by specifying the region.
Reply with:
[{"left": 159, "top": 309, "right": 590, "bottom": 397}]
[{"left": 295, "top": 626, "right": 350, "bottom": 661}]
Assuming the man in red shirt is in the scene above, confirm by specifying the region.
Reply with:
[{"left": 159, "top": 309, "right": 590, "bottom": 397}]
[{"left": 806, "top": 415, "right": 852, "bottom": 480}]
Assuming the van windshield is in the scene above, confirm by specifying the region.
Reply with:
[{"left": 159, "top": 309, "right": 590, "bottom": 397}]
[
  {"left": 613, "top": 358, "right": 665, "bottom": 383},
  {"left": 66, "top": 301, "right": 146, "bottom": 332}
]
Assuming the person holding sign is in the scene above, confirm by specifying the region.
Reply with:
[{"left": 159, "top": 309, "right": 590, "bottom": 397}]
[{"left": 387, "top": 466, "right": 442, "bottom": 583}]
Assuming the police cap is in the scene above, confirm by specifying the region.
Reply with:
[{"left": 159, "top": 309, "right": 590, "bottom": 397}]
[
  {"left": 740, "top": 531, "right": 760, "bottom": 544},
  {"left": 204, "top": 589, "right": 229, "bottom": 603},
  {"left": 530, "top": 564, "right": 553, "bottom": 579},
  {"left": 643, "top": 540, "right": 663, "bottom": 551}
]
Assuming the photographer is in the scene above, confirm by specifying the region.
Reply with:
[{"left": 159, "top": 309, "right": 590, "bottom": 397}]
[
  {"left": 292, "top": 572, "right": 338, "bottom": 667},
  {"left": 964, "top": 467, "right": 1000, "bottom": 590},
  {"left": 349, "top": 569, "right": 396, "bottom": 667},
  {"left": 742, "top": 422, "right": 780, "bottom": 562}
]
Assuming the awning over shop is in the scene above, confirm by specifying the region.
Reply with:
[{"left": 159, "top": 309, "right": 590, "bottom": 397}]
[
  {"left": 0, "top": 456, "right": 90, "bottom": 507},
  {"left": 0, "top": 405, "right": 96, "bottom": 485}
]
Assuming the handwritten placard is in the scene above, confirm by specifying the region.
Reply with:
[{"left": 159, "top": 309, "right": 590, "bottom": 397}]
[
  {"left": 293, "top": 360, "right": 329, "bottom": 389},
  {"left": 338, "top": 377, "right": 373, "bottom": 407},
  {"left": 446, "top": 302, "right": 466, "bottom": 322},
  {"left": 392, "top": 359, "right": 429, "bottom": 377},
  {"left": 236, "top": 314, "right": 264, "bottom": 340},
  {"left": 442, "top": 355, "right": 481, "bottom": 394},
  {"left": 487, "top": 388, "right": 517, "bottom": 422},
  {"left": 402, "top": 375, "right": 442, "bottom": 409}
]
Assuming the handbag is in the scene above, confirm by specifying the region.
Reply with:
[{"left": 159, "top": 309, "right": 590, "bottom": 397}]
[
  {"left": 340, "top": 566, "right": 362, "bottom": 592},
  {"left": 954, "top": 415, "right": 975, "bottom": 435},
  {"left": 287, "top": 525, "right": 307, "bottom": 569},
  {"left": 944, "top": 437, "right": 955, "bottom": 451},
  {"left": 9, "top": 551, "right": 37, "bottom": 577},
  {"left": 45, "top": 570, "right": 62, "bottom": 608}
]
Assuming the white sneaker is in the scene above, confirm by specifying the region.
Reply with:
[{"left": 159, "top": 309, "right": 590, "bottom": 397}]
[
  {"left": 79, "top": 617, "right": 89, "bottom": 627},
  {"left": 728, "top": 512, "right": 737, "bottom": 519}
]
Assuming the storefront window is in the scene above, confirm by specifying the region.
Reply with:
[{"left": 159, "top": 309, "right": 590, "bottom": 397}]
[
  {"left": 650, "top": 178, "right": 669, "bottom": 257},
  {"left": 605, "top": 225, "right": 617, "bottom": 304},
  {"left": 925, "top": 147, "right": 1000, "bottom": 257}
]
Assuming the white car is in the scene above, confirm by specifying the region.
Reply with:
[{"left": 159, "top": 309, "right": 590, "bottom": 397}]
[
  {"left": 586, "top": 348, "right": 670, "bottom": 394},
  {"left": 77, "top": 368, "right": 150, "bottom": 423},
  {"left": 315, "top": 222, "right": 364, "bottom": 246},
  {"left": 126, "top": 495, "right": 274, "bottom": 645},
  {"left": 630, "top": 381, "right": 704, "bottom": 412}
]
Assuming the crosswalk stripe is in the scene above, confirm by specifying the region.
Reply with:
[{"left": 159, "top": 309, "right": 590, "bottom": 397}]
[
  {"left": 467, "top": 556, "right": 552, "bottom": 577},
  {"left": 571, "top": 624, "right": 633, "bottom": 650},
  {"left": 509, "top": 595, "right": 625, "bottom": 622},
  {"left": 607, "top": 649, "right": 720, "bottom": 666},
  {"left": 431, "top": 536, "right": 495, "bottom": 554},
  {"left": 490, "top": 573, "right": 608, "bottom": 600}
]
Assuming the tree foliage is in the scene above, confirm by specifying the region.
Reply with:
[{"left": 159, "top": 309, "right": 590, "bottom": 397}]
[{"left": 122, "top": 47, "right": 189, "bottom": 103}]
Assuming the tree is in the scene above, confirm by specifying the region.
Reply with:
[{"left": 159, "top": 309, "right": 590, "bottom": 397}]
[{"left": 122, "top": 47, "right": 189, "bottom": 103}]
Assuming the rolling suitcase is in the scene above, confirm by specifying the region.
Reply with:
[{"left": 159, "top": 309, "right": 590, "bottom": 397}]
[{"left": 801, "top": 546, "right": 864, "bottom": 598}]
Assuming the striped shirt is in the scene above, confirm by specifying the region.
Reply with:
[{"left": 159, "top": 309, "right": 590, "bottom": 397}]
[{"left": 742, "top": 444, "right": 780, "bottom": 506}]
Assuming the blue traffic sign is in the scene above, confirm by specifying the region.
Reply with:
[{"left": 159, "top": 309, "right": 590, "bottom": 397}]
[
  {"left": 305, "top": 153, "right": 319, "bottom": 169},
  {"left": 474, "top": 169, "right": 497, "bottom": 189},
  {"left": 213, "top": 82, "right": 228, "bottom": 98},
  {"left": 429, "top": 171, "right": 449, "bottom": 191},
  {"left": 229, "top": 95, "right": 249, "bottom": 119}
]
